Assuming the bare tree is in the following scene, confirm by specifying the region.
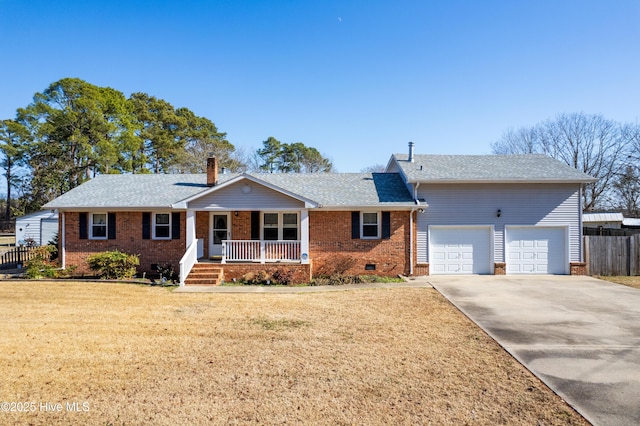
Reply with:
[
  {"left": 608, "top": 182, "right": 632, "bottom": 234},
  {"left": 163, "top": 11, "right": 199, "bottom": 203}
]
[
  {"left": 490, "top": 127, "right": 540, "bottom": 155},
  {"left": 492, "top": 113, "right": 630, "bottom": 210},
  {"left": 612, "top": 165, "right": 640, "bottom": 217},
  {"left": 361, "top": 164, "right": 386, "bottom": 173}
]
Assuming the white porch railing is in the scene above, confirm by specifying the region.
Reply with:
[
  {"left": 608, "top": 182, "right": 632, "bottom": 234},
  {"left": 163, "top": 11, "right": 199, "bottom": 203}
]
[
  {"left": 222, "top": 240, "right": 301, "bottom": 263},
  {"left": 179, "top": 238, "right": 203, "bottom": 286}
]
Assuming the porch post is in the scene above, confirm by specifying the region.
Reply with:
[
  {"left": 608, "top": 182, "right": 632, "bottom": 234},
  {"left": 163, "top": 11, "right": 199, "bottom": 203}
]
[
  {"left": 186, "top": 209, "right": 196, "bottom": 248},
  {"left": 300, "top": 209, "right": 310, "bottom": 264}
]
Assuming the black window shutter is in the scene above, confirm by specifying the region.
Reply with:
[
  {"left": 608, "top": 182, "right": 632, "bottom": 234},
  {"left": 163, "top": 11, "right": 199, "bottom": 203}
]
[
  {"left": 381, "top": 211, "right": 391, "bottom": 239},
  {"left": 172, "top": 212, "right": 181, "bottom": 240},
  {"left": 108, "top": 213, "right": 117, "bottom": 240},
  {"left": 251, "top": 211, "right": 260, "bottom": 240},
  {"left": 79, "top": 212, "right": 88, "bottom": 240},
  {"left": 142, "top": 212, "right": 151, "bottom": 240},
  {"left": 351, "top": 212, "right": 360, "bottom": 239}
]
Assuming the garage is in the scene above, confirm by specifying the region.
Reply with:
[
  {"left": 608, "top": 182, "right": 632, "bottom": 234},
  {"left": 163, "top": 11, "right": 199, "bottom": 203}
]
[
  {"left": 429, "top": 227, "right": 492, "bottom": 274},
  {"left": 506, "top": 227, "right": 567, "bottom": 274}
]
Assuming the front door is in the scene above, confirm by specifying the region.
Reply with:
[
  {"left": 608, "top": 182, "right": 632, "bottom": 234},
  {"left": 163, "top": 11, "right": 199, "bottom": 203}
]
[{"left": 209, "top": 213, "right": 230, "bottom": 258}]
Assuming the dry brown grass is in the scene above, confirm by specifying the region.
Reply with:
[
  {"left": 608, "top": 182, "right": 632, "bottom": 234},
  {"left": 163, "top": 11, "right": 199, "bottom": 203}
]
[
  {"left": 0, "top": 281, "right": 587, "bottom": 425},
  {"left": 598, "top": 275, "right": 640, "bottom": 290}
]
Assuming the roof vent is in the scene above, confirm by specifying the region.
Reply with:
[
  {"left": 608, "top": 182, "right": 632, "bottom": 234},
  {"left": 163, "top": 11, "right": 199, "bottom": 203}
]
[{"left": 408, "top": 141, "right": 415, "bottom": 163}]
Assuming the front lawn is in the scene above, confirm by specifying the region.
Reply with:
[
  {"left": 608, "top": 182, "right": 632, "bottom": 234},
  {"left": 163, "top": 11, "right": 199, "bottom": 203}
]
[
  {"left": 598, "top": 275, "right": 640, "bottom": 290},
  {"left": 0, "top": 282, "right": 586, "bottom": 425}
]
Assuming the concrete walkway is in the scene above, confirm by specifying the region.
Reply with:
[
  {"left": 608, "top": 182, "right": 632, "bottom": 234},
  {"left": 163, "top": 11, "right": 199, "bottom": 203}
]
[{"left": 429, "top": 275, "right": 640, "bottom": 426}]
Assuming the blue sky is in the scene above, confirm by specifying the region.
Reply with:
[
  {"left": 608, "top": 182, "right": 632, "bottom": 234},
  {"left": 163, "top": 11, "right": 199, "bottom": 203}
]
[{"left": 1, "top": 0, "right": 639, "bottom": 172}]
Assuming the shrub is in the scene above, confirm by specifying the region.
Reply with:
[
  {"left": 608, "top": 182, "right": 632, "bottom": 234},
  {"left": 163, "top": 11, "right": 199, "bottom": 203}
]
[
  {"left": 156, "top": 263, "right": 178, "bottom": 285},
  {"left": 272, "top": 268, "right": 295, "bottom": 285},
  {"left": 25, "top": 245, "right": 58, "bottom": 279},
  {"left": 86, "top": 251, "right": 139, "bottom": 280},
  {"left": 46, "top": 233, "right": 59, "bottom": 260},
  {"left": 242, "top": 270, "right": 271, "bottom": 285},
  {"left": 312, "top": 274, "right": 364, "bottom": 286}
]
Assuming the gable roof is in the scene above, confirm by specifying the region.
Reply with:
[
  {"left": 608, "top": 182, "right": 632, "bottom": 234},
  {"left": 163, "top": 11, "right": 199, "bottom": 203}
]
[
  {"left": 390, "top": 153, "right": 597, "bottom": 184},
  {"left": 43, "top": 172, "right": 416, "bottom": 210},
  {"left": 253, "top": 173, "right": 415, "bottom": 207}
]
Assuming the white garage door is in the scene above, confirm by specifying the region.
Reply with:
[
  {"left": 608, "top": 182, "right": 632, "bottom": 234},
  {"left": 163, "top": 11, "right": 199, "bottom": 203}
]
[
  {"left": 506, "top": 227, "right": 566, "bottom": 274},
  {"left": 41, "top": 218, "right": 59, "bottom": 246},
  {"left": 430, "top": 227, "right": 492, "bottom": 274}
]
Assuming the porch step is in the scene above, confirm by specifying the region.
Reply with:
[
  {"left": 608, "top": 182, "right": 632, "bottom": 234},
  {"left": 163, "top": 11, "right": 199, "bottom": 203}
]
[{"left": 185, "top": 263, "right": 224, "bottom": 286}]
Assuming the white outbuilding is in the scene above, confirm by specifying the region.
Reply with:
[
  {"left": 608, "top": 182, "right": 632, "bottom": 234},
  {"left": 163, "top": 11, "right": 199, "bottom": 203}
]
[{"left": 15, "top": 210, "right": 59, "bottom": 246}]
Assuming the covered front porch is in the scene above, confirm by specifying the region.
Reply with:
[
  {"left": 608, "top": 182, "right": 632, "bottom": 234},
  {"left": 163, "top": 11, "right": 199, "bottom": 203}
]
[
  {"left": 173, "top": 172, "right": 316, "bottom": 286},
  {"left": 179, "top": 209, "right": 311, "bottom": 285}
]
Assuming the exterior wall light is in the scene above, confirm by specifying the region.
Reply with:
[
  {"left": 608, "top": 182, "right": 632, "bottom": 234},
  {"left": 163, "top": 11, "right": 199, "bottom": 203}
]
[{"left": 497, "top": 209, "right": 502, "bottom": 218}]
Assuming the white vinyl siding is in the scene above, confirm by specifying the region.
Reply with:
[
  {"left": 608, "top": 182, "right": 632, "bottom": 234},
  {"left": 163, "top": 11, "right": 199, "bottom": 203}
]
[
  {"left": 16, "top": 211, "right": 59, "bottom": 246},
  {"left": 415, "top": 183, "right": 582, "bottom": 265},
  {"left": 188, "top": 181, "right": 304, "bottom": 210}
]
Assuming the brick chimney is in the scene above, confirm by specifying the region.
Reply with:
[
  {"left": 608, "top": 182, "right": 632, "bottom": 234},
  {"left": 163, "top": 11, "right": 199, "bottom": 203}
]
[{"left": 207, "top": 156, "right": 218, "bottom": 186}]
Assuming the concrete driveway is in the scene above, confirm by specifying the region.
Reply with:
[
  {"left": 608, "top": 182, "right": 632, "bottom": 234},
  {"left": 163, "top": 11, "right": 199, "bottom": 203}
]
[{"left": 429, "top": 275, "right": 640, "bottom": 426}]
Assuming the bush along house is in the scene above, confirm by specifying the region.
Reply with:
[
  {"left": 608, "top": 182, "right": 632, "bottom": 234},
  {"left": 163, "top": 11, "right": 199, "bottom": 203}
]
[{"left": 43, "top": 143, "right": 596, "bottom": 285}]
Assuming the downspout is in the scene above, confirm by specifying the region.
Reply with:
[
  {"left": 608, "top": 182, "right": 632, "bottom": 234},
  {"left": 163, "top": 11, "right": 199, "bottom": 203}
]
[
  {"left": 579, "top": 186, "right": 584, "bottom": 263},
  {"left": 409, "top": 208, "right": 414, "bottom": 276},
  {"left": 61, "top": 211, "right": 66, "bottom": 269},
  {"left": 410, "top": 182, "right": 421, "bottom": 276}
]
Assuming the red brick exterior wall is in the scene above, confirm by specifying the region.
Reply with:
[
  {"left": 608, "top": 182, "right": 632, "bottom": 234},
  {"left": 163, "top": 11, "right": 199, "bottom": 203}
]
[
  {"left": 570, "top": 262, "right": 587, "bottom": 275},
  {"left": 222, "top": 263, "right": 311, "bottom": 284},
  {"left": 494, "top": 262, "right": 506, "bottom": 275},
  {"left": 63, "top": 209, "right": 412, "bottom": 279},
  {"left": 232, "top": 211, "right": 252, "bottom": 240},
  {"left": 308, "top": 211, "right": 410, "bottom": 277},
  {"left": 64, "top": 211, "right": 185, "bottom": 276},
  {"left": 414, "top": 264, "right": 429, "bottom": 276}
]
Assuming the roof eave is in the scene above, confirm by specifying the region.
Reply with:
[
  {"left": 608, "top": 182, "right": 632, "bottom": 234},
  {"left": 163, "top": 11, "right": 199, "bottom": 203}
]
[
  {"left": 315, "top": 203, "right": 422, "bottom": 211},
  {"left": 404, "top": 178, "right": 597, "bottom": 184},
  {"left": 172, "top": 173, "right": 320, "bottom": 209}
]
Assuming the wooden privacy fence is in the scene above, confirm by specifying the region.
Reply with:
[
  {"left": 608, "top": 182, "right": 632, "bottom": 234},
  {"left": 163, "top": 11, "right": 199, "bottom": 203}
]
[
  {"left": 585, "top": 235, "right": 640, "bottom": 276},
  {"left": 0, "top": 246, "right": 37, "bottom": 270}
]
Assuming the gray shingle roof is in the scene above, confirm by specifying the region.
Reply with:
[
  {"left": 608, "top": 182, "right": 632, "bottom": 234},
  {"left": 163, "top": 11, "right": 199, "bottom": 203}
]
[
  {"left": 44, "top": 174, "right": 215, "bottom": 209},
  {"left": 392, "top": 153, "right": 597, "bottom": 183},
  {"left": 254, "top": 173, "right": 415, "bottom": 207},
  {"left": 44, "top": 172, "right": 416, "bottom": 209}
]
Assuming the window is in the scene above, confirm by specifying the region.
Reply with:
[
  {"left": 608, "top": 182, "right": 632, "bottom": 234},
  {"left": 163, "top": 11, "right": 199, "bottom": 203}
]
[
  {"left": 90, "top": 213, "right": 107, "bottom": 239},
  {"left": 263, "top": 213, "right": 279, "bottom": 240},
  {"left": 361, "top": 212, "right": 380, "bottom": 239},
  {"left": 153, "top": 213, "right": 171, "bottom": 239},
  {"left": 283, "top": 213, "right": 298, "bottom": 240},
  {"left": 262, "top": 212, "right": 299, "bottom": 240}
]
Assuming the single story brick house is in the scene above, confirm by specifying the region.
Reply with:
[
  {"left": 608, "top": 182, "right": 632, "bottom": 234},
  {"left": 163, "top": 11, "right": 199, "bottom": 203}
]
[{"left": 43, "top": 144, "right": 595, "bottom": 284}]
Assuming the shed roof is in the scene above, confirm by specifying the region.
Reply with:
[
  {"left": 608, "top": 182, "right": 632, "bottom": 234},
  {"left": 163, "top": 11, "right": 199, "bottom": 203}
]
[
  {"left": 623, "top": 218, "right": 640, "bottom": 227},
  {"left": 582, "top": 213, "right": 624, "bottom": 223},
  {"left": 391, "top": 154, "right": 597, "bottom": 183}
]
